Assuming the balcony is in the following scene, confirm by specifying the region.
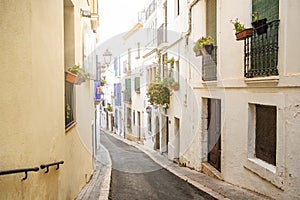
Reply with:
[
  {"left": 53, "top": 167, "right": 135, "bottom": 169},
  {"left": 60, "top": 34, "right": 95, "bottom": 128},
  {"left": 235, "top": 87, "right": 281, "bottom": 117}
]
[
  {"left": 244, "top": 20, "right": 280, "bottom": 78},
  {"left": 202, "top": 46, "right": 217, "bottom": 81},
  {"left": 157, "top": 23, "right": 167, "bottom": 47}
]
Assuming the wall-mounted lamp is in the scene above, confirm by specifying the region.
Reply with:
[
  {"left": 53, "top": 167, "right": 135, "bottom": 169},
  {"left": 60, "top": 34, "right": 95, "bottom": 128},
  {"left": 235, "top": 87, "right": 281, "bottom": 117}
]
[{"left": 80, "top": 9, "right": 91, "bottom": 18}]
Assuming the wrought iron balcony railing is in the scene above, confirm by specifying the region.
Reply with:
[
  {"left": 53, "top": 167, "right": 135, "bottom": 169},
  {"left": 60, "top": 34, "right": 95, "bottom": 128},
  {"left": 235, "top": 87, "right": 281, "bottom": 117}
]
[
  {"left": 202, "top": 46, "right": 217, "bottom": 81},
  {"left": 244, "top": 20, "right": 280, "bottom": 78}
]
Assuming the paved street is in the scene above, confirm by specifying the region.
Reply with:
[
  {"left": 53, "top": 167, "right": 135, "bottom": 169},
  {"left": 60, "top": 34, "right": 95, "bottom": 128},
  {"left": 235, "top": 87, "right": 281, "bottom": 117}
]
[{"left": 101, "top": 132, "right": 216, "bottom": 200}]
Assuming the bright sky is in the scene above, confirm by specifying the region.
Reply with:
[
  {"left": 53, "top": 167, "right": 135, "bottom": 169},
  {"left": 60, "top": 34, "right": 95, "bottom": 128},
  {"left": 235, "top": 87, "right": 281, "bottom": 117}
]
[{"left": 98, "top": 0, "right": 148, "bottom": 43}]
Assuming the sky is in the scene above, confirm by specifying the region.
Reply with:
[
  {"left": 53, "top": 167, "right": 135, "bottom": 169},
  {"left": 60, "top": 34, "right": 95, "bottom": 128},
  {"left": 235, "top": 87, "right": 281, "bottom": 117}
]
[{"left": 98, "top": 0, "right": 148, "bottom": 43}]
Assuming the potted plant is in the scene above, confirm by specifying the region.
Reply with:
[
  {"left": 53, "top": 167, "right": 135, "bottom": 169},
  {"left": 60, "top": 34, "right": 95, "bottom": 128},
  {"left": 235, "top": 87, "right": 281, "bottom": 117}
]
[
  {"left": 65, "top": 71, "right": 78, "bottom": 84},
  {"left": 162, "top": 76, "right": 179, "bottom": 91},
  {"left": 169, "top": 81, "right": 179, "bottom": 91},
  {"left": 107, "top": 104, "right": 113, "bottom": 112},
  {"left": 194, "top": 36, "right": 215, "bottom": 55},
  {"left": 67, "top": 65, "right": 89, "bottom": 85},
  {"left": 146, "top": 80, "right": 171, "bottom": 109},
  {"left": 251, "top": 11, "right": 268, "bottom": 35},
  {"left": 193, "top": 42, "right": 203, "bottom": 56},
  {"left": 230, "top": 18, "right": 253, "bottom": 41},
  {"left": 100, "top": 79, "right": 106, "bottom": 86}
]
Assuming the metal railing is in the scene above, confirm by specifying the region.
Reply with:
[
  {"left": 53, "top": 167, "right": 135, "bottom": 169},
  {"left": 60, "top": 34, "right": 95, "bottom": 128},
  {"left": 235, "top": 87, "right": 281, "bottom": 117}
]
[
  {"left": 202, "top": 46, "right": 217, "bottom": 81},
  {"left": 0, "top": 160, "right": 64, "bottom": 180},
  {"left": 40, "top": 161, "right": 64, "bottom": 173},
  {"left": 0, "top": 167, "right": 39, "bottom": 180},
  {"left": 244, "top": 20, "right": 280, "bottom": 78}
]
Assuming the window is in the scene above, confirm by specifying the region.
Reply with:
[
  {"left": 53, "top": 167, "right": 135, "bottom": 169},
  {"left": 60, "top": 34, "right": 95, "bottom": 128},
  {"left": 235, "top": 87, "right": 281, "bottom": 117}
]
[
  {"left": 175, "top": 0, "right": 180, "bottom": 16},
  {"left": 65, "top": 81, "right": 75, "bottom": 128},
  {"left": 162, "top": 53, "right": 168, "bottom": 78},
  {"left": 127, "top": 107, "right": 132, "bottom": 132},
  {"left": 175, "top": 60, "right": 179, "bottom": 83},
  {"left": 125, "top": 78, "right": 132, "bottom": 102},
  {"left": 133, "top": 110, "right": 135, "bottom": 125},
  {"left": 255, "top": 104, "right": 277, "bottom": 166},
  {"left": 203, "top": 0, "right": 217, "bottom": 81},
  {"left": 114, "top": 83, "right": 121, "bottom": 106},
  {"left": 135, "top": 77, "right": 140, "bottom": 93},
  {"left": 114, "top": 56, "right": 120, "bottom": 77},
  {"left": 64, "top": 0, "right": 76, "bottom": 129},
  {"left": 244, "top": 0, "right": 280, "bottom": 78},
  {"left": 128, "top": 48, "right": 131, "bottom": 72}
]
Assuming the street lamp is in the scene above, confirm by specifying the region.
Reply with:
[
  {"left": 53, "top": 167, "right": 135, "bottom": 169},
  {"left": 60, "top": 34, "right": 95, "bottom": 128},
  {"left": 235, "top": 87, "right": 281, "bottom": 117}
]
[{"left": 103, "top": 49, "right": 112, "bottom": 67}]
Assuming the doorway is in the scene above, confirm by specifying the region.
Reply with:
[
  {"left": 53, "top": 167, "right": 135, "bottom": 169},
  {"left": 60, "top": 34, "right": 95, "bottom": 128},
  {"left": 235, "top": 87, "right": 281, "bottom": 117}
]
[
  {"left": 207, "top": 99, "right": 221, "bottom": 171},
  {"left": 174, "top": 117, "right": 180, "bottom": 160},
  {"left": 137, "top": 111, "right": 141, "bottom": 141},
  {"left": 155, "top": 116, "right": 160, "bottom": 150}
]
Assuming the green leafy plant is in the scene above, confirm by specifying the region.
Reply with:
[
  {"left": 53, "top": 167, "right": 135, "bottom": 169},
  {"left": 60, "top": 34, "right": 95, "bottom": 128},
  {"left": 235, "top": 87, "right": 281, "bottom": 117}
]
[
  {"left": 68, "top": 65, "right": 89, "bottom": 81},
  {"left": 147, "top": 80, "right": 171, "bottom": 109},
  {"left": 230, "top": 18, "right": 246, "bottom": 33},
  {"left": 106, "top": 104, "right": 113, "bottom": 112},
  {"left": 100, "top": 79, "right": 106, "bottom": 86},
  {"left": 252, "top": 11, "right": 259, "bottom": 22},
  {"left": 193, "top": 36, "right": 214, "bottom": 52},
  {"left": 65, "top": 104, "right": 71, "bottom": 119}
]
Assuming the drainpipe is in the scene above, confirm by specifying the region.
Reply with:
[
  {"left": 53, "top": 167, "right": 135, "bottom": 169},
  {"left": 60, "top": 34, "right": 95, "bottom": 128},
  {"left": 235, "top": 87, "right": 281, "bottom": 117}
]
[{"left": 184, "top": 0, "right": 201, "bottom": 43}]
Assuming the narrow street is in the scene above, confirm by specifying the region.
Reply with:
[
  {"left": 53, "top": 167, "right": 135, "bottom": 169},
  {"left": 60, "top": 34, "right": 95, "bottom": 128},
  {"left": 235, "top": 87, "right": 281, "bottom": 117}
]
[{"left": 101, "top": 132, "right": 216, "bottom": 200}]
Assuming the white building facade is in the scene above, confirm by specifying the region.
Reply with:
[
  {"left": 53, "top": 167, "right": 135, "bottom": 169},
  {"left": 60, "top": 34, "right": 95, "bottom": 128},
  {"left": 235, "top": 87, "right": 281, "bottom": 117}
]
[{"left": 110, "top": 0, "right": 300, "bottom": 199}]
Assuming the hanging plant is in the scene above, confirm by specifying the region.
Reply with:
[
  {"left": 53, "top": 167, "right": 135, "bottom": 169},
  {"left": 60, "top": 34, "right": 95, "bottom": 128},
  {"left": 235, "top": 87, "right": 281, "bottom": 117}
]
[
  {"left": 146, "top": 80, "right": 170, "bottom": 109},
  {"left": 67, "top": 65, "right": 89, "bottom": 85}
]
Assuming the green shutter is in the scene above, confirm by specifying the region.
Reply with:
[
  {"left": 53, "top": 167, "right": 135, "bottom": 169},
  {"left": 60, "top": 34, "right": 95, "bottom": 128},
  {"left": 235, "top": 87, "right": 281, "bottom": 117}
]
[
  {"left": 135, "top": 77, "right": 140, "bottom": 93},
  {"left": 125, "top": 78, "right": 131, "bottom": 101},
  {"left": 206, "top": 0, "right": 217, "bottom": 43},
  {"left": 252, "top": 0, "right": 279, "bottom": 22}
]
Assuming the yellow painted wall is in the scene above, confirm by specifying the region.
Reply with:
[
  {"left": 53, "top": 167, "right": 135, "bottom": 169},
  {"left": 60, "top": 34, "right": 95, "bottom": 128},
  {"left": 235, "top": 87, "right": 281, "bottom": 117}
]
[{"left": 0, "top": 0, "right": 94, "bottom": 199}]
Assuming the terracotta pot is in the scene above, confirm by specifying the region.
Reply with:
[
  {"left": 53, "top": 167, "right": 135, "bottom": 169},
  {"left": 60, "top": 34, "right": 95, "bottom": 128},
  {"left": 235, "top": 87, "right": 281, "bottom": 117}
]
[
  {"left": 195, "top": 49, "right": 203, "bottom": 57},
  {"left": 65, "top": 71, "right": 77, "bottom": 83},
  {"left": 235, "top": 28, "right": 254, "bottom": 41}
]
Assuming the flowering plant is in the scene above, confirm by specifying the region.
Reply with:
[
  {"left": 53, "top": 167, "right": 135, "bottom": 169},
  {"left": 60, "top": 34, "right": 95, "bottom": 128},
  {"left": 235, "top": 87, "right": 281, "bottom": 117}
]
[{"left": 146, "top": 80, "right": 170, "bottom": 109}]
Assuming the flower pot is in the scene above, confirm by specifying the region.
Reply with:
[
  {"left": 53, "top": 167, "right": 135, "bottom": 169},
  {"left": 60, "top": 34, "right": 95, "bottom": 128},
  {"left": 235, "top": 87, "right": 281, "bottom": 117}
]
[
  {"left": 204, "top": 44, "right": 214, "bottom": 55},
  {"left": 252, "top": 18, "right": 268, "bottom": 35},
  {"left": 65, "top": 71, "right": 77, "bottom": 83},
  {"left": 195, "top": 49, "right": 203, "bottom": 57},
  {"left": 170, "top": 85, "right": 179, "bottom": 91},
  {"left": 235, "top": 28, "right": 254, "bottom": 41}
]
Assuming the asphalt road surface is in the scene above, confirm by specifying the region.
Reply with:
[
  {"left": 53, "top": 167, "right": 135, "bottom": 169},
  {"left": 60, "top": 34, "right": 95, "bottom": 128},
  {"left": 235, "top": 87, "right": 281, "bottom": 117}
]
[{"left": 101, "top": 132, "right": 216, "bottom": 200}]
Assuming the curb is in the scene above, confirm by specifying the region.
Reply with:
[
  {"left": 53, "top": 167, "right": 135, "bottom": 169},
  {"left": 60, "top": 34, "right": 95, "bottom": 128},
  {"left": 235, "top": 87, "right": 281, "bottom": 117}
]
[{"left": 98, "top": 144, "right": 112, "bottom": 200}]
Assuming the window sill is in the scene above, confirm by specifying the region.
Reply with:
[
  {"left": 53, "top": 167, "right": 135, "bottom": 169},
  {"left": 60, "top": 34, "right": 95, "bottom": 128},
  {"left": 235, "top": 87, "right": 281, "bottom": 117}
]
[
  {"left": 244, "top": 76, "right": 279, "bottom": 86},
  {"left": 244, "top": 158, "right": 284, "bottom": 190},
  {"left": 65, "top": 121, "right": 77, "bottom": 133}
]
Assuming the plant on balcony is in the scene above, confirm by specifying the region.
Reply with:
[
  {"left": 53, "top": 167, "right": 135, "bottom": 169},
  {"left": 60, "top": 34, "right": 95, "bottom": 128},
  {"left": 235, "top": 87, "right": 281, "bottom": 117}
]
[
  {"left": 193, "top": 36, "right": 215, "bottom": 56},
  {"left": 193, "top": 42, "right": 203, "bottom": 56},
  {"left": 100, "top": 79, "right": 106, "bottom": 86},
  {"left": 65, "top": 71, "right": 77, "bottom": 84},
  {"left": 230, "top": 18, "right": 253, "bottom": 41},
  {"left": 162, "top": 77, "right": 179, "bottom": 91},
  {"left": 147, "top": 80, "right": 170, "bottom": 109},
  {"left": 106, "top": 104, "right": 113, "bottom": 112},
  {"left": 251, "top": 11, "right": 268, "bottom": 35},
  {"left": 67, "top": 65, "right": 89, "bottom": 85}
]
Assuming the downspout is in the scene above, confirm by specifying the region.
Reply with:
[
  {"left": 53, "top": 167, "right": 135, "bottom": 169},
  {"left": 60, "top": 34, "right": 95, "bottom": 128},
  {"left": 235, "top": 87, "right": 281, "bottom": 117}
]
[{"left": 184, "top": 0, "right": 201, "bottom": 42}]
